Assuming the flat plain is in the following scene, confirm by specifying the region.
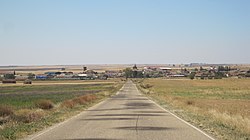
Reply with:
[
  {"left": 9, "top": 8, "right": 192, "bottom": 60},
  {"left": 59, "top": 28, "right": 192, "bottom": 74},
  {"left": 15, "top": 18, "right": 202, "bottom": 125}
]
[
  {"left": 0, "top": 79, "right": 123, "bottom": 140},
  {"left": 25, "top": 80, "right": 213, "bottom": 140},
  {"left": 136, "top": 78, "right": 250, "bottom": 140}
]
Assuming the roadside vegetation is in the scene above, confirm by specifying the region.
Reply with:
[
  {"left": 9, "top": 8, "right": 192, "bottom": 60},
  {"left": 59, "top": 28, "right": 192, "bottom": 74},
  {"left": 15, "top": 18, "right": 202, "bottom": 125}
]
[
  {"left": 135, "top": 78, "right": 250, "bottom": 140},
  {"left": 0, "top": 80, "right": 124, "bottom": 140}
]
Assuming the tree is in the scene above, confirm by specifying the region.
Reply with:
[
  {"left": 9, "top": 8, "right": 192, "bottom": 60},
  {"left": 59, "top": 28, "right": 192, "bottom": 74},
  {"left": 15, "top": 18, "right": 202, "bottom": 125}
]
[
  {"left": 199, "top": 66, "right": 203, "bottom": 71},
  {"left": 136, "top": 71, "right": 143, "bottom": 78},
  {"left": 123, "top": 68, "right": 133, "bottom": 78},
  {"left": 245, "top": 70, "right": 250, "bottom": 77},
  {"left": 4, "top": 74, "right": 15, "bottom": 79},
  {"left": 28, "top": 73, "right": 35, "bottom": 79},
  {"left": 189, "top": 72, "right": 196, "bottom": 80},
  {"left": 215, "top": 72, "right": 224, "bottom": 79},
  {"left": 218, "top": 66, "right": 230, "bottom": 72},
  {"left": 132, "top": 70, "right": 138, "bottom": 78}
]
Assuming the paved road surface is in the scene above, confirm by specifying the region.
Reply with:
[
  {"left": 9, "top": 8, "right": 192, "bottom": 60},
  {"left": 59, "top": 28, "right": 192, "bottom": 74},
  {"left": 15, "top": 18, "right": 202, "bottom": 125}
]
[{"left": 26, "top": 80, "right": 214, "bottom": 140}]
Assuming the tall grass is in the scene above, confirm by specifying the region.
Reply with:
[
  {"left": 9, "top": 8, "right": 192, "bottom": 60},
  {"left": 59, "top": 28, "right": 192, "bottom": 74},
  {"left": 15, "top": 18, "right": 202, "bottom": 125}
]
[
  {"left": 35, "top": 100, "right": 54, "bottom": 110},
  {"left": 0, "top": 106, "right": 13, "bottom": 117},
  {"left": 61, "top": 94, "right": 97, "bottom": 109},
  {"left": 14, "top": 109, "right": 44, "bottom": 123}
]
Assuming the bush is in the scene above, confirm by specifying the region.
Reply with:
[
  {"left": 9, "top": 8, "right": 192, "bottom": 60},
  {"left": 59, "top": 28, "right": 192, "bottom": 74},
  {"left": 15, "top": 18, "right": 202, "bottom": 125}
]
[
  {"left": 72, "top": 98, "right": 86, "bottom": 105},
  {"left": 61, "top": 100, "right": 76, "bottom": 109},
  {"left": 186, "top": 100, "right": 194, "bottom": 105},
  {"left": 215, "top": 72, "right": 224, "bottom": 79},
  {"left": 23, "top": 79, "right": 32, "bottom": 84},
  {"left": 14, "top": 109, "right": 44, "bottom": 123},
  {"left": 189, "top": 72, "right": 196, "bottom": 80},
  {"left": 141, "top": 84, "right": 153, "bottom": 89},
  {"left": 79, "top": 94, "right": 97, "bottom": 102},
  {"left": 35, "top": 99, "right": 54, "bottom": 110},
  {"left": 61, "top": 94, "right": 97, "bottom": 109},
  {"left": 0, "top": 105, "right": 13, "bottom": 117},
  {"left": 4, "top": 74, "right": 15, "bottom": 79}
]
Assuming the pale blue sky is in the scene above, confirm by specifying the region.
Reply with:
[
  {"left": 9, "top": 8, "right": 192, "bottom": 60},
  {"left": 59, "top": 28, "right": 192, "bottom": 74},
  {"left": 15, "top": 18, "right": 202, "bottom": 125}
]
[{"left": 0, "top": 0, "right": 250, "bottom": 65}]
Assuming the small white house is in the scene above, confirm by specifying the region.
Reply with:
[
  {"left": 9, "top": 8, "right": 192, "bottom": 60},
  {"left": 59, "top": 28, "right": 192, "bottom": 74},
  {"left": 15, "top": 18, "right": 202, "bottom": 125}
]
[
  {"left": 78, "top": 74, "right": 88, "bottom": 77},
  {"left": 159, "top": 67, "right": 172, "bottom": 70}
]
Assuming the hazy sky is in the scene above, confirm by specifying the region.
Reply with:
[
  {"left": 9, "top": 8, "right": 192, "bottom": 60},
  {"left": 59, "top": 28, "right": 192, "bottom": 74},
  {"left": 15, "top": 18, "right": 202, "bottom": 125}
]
[{"left": 0, "top": 0, "right": 250, "bottom": 65}]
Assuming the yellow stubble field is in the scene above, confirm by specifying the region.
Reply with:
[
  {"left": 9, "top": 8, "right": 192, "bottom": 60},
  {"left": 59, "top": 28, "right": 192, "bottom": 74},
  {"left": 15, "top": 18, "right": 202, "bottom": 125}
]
[{"left": 137, "top": 78, "right": 250, "bottom": 140}]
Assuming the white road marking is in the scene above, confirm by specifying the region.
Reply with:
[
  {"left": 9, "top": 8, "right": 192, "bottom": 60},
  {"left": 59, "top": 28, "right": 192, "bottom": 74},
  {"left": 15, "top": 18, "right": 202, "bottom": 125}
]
[
  {"left": 144, "top": 94, "right": 215, "bottom": 140},
  {"left": 26, "top": 83, "right": 127, "bottom": 140},
  {"left": 132, "top": 82, "right": 215, "bottom": 140},
  {"left": 25, "top": 82, "right": 215, "bottom": 140},
  {"left": 25, "top": 99, "right": 107, "bottom": 140}
]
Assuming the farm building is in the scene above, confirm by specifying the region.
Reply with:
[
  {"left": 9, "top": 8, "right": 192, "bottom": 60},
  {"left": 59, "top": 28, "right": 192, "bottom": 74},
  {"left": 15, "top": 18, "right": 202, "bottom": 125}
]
[
  {"left": 0, "top": 74, "right": 3, "bottom": 80},
  {"left": 77, "top": 73, "right": 97, "bottom": 80},
  {"left": 168, "top": 74, "right": 186, "bottom": 78},
  {"left": 105, "top": 70, "right": 121, "bottom": 78},
  {"left": 45, "top": 72, "right": 57, "bottom": 76},
  {"left": 15, "top": 75, "right": 29, "bottom": 80},
  {"left": 159, "top": 67, "right": 172, "bottom": 71},
  {"left": 78, "top": 73, "right": 88, "bottom": 80},
  {"left": 35, "top": 75, "right": 48, "bottom": 80},
  {"left": 55, "top": 74, "right": 74, "bottom": 79}
]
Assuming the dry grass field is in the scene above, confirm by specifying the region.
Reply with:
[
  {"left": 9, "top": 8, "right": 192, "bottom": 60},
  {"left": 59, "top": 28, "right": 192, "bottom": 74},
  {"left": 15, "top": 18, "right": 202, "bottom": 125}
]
[
  {"left": 0, "top": 79, "right": 119, "bottom": 87},
  {"left": 136, "top": 78, "right": 250, "bottom": 140}
]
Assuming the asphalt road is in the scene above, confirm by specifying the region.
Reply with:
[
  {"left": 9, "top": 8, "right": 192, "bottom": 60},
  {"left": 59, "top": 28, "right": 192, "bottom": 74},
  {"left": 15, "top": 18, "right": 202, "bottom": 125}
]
[{"left": 26, "top": 80, "right": 214, "bottom": 140}]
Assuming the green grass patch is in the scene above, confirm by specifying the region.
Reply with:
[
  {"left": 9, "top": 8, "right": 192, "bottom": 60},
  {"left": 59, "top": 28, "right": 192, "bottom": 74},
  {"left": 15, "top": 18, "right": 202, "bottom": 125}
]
[
  {"left": 0, "top": 83, "right": 114, "bottom": 109},
  {"left": 0, "top": 81, "right": 124, "bottom": 140}
]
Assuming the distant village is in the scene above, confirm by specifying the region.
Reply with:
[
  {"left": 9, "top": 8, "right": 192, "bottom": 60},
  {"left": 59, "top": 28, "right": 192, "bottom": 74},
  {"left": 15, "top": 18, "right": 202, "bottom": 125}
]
[{"left": 1, "top": 64, "right": 250, "bottom": 84}]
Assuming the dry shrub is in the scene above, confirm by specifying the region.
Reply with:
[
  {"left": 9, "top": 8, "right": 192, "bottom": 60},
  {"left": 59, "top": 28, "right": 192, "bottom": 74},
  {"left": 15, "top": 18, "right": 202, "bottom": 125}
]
[
  {"left": 0, "top": 115, "right": 11, "bottom": 125},
  {"left": 61, "top": 94, "right": 97, "bottom": 109},
  {"left": 72, "top": 98, "right": 86, "bottom": 105},
  {"left": 145, "top": 84, "right": 153, "bottom": 89},
  {"left": 0, "top": 105, "right": 13, "bottom": 117},
  {"left": 61, "top": 100, "right": 76, "bottom": 109},
  {"left": 186, "top": 100, "right": 194, "bottom": 105},
  {"left": 141, "top": 84, "right": 153, "bottom": 89},
  {"left": 14, "top": 109, "right": 44, "bottom": 123},
  {"left": 35, "top": 99, "right": 54, "bottom": 110},
  {"left": 79, "top": 94, "right": 97, "bottom": 102}
]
